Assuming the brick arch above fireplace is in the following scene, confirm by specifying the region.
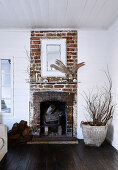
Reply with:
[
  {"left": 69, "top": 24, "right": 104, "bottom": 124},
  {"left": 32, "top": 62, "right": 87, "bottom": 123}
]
[{"left": 33, "top": 91, "right": 75, "bottom": 103}]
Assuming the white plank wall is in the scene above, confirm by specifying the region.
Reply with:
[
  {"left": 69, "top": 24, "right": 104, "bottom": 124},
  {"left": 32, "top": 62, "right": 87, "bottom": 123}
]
[
  {"left": 106, "top": 19, "right": 118, "bottom": 150},
  {"left": 77, "top": 18, "right": 118, "bottom": 150},
  {"left": 0, "top": 30, "right": 30, "bottom": 130},
  {"left": 77, "top": 30, "right": 109, "bottom": 139},
  {"left": 0, "top": 25, "right": 117, "bottom": 150}
]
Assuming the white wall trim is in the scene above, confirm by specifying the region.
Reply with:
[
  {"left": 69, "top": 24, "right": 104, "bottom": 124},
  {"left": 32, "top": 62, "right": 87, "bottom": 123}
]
[
  {"left": 0, "top": 28, "right": 108, "bottom": 32},
  {"left": 0, "top": 28, "right": 77, "bottom": 32},
  {"left": 0, "top": 29, "right": 31, "bottom": 32},
  {"left": 31, "top": 28, "right": 78, "bottom": 31}
]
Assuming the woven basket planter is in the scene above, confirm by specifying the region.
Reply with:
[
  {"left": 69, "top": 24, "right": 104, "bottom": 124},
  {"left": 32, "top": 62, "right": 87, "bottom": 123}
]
[{"left": 81, "top": 122, "right": 108, "bottom": 147}]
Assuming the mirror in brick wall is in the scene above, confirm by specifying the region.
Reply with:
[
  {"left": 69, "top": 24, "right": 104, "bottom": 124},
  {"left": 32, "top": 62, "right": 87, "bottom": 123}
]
[{"left": 41, "top": 39, "right": 66, "bottom": 77}]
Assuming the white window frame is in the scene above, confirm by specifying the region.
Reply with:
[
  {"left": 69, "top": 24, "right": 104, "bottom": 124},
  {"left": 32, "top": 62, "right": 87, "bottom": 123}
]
[
  {"left": 41, "top": 39, "right": 67, "bottom": 77},
  {"left": 0, "top": 56, "right": 14, "bottom": 116}
]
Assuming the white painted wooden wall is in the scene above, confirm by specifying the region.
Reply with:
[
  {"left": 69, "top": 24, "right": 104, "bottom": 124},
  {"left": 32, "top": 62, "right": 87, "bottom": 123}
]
[
  {"left": 77, "top": 30, "right": 109, "bottom": 139},
  {"left": 0, "top": 30, "right": 30, "bottom": 129},
  {"left": 78, "top": 19, "right": 118, "bottom": 150},
  {"left": 106, "top": 19, "right": 118, "bottom": 150},
  {"left": 0, "top": 27, "right": 118, "bottom": 150}
]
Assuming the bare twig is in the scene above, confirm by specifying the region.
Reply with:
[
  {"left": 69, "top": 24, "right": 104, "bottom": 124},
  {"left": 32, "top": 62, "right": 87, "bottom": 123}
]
[
  {"left": 83, "top": 68, "right": 115, "bottom": 126},
  {"left": 50, "top": 59, "right": 85, "bottom": 81}
]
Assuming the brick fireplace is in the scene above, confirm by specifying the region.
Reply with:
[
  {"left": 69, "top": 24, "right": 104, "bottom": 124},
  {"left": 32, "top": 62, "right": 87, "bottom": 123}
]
[{"left": 30, "top": 30, "right": 78, "bottom": 138}]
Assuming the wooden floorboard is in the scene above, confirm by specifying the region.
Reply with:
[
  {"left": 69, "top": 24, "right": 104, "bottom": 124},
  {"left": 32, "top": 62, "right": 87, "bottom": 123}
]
[{"left": 0, "top": 140, "right": 118, "bottom": 170}]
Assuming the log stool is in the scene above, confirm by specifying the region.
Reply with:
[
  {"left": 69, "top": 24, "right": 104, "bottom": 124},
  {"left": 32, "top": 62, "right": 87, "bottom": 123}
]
[{"left": 44, "top": 113, "right": 62, "bottom": 136}]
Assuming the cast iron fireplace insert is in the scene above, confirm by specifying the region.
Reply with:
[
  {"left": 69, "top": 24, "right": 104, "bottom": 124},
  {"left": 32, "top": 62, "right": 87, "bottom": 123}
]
[{"left": 40, "top": 101, "right": 67, "bottom": 136}]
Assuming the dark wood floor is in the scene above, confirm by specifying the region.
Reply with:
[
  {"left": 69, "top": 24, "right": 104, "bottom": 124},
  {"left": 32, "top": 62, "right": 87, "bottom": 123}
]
[{"left": 0, "top": 140, "right": 118, "bottom": 170}]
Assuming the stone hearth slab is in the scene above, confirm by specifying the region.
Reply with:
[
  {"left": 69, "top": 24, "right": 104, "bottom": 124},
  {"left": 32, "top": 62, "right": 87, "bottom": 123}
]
[{"left": 27, "top": 136, "right": 78, "bottom": 144}]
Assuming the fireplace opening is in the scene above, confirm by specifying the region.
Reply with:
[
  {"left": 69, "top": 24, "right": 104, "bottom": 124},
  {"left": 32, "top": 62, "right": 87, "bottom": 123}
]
[{"left": 40, "top": 101, "right": 67, "bottom": 137}]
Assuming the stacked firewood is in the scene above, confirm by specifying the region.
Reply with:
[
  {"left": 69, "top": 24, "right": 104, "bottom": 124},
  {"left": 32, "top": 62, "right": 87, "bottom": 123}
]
[{"left": 8, "top": 120, "right": 32, "bottom": 144}]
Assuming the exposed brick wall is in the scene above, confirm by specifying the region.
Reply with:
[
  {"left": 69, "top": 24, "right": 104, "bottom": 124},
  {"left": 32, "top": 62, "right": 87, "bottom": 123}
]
[
  {"left": 30, "top": 30, "right": 78, "bottom": 137},
  {"left": 31, "top": 82, "right": 77, "bottom": 93}
]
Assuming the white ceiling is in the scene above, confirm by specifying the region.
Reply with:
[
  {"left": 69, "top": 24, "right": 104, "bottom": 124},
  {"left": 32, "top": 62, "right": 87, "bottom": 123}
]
[{"left": 0, "top": 0, "right": 118, "bottom": 29}]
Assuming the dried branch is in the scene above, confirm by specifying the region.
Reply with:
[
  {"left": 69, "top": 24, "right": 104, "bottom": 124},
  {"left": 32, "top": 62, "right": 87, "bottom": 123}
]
[
  {"left": 50, "top": 64, "right": 67, "bottom": 74},
  {"left": 56, "top": 60, "right": 69, "bottom": 72},
  {"left": 76, "top": 62, "right": 85, "bottom": 70},
  {"left": 83, "top": 68, "right": 115, "bottom": 126},
  {"left": 50, "top": 59, "right": 85, "bottom": 81}
]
